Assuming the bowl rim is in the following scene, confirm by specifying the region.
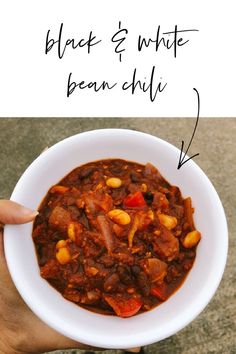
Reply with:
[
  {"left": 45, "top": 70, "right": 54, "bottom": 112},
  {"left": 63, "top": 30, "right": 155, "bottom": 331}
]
[{"left": 4, "top": 128, "right": 228, "bottom": 349}]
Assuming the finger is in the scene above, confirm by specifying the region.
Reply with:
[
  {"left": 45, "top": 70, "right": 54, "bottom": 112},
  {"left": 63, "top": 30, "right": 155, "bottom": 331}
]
[{"left": 0, "top": 200, "right": 38, "bottom": 224}]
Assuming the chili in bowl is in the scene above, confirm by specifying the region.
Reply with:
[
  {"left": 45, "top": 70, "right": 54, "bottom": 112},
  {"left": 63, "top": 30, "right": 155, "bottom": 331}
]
[
  {"left": 4, "top": 129, "right": 228, "bottom": 349},
  {"left": 33, "top": 159, "right": 201, "bottom": 318}
]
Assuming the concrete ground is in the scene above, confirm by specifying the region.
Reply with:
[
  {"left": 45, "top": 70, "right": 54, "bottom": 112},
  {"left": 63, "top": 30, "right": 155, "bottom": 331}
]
[{"left": 0, "top": 118, "right": 235, "bottom": 354}]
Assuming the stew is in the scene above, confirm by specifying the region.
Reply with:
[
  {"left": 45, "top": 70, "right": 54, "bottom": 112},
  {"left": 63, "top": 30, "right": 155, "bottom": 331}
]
[{"left": 32, "top": 159, "right": 201, "bottom": 317}]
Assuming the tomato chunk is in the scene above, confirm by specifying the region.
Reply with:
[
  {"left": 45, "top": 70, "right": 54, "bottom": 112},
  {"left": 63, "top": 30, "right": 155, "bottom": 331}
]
[
  {"left": 104, "top": 295, "right": 142, "bottom": 317},
  {"left": 124, "top": 191, "right": 147, "bottom": 208},
  {"left": 150, "top": 283, "right": 168, "bottom": 301}
]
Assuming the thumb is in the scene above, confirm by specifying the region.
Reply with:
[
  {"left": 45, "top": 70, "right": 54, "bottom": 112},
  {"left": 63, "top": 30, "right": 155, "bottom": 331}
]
[{"left": 0, "top": 200, "right": 38, "bottom": 225}]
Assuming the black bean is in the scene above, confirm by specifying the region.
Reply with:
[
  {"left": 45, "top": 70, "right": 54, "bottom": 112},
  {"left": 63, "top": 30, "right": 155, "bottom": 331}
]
[
  {"left": 79, "top": 167, "right": 96, "bottom": 179},
  {"left": 144, "top": 192, "right": 154, "bottom": 205},
  {"left": 109, "top": 160, "right": 126, "bottom": 175},
  {"left": 104, "top": 273, "right": 120, "bottom": 292},
  {"left": 117, "top": 265, "right": 133, "bottom": 285},
  {"left": 130, "top": 171, "right": 141, "bottom": 183},
  {"left": 79, "top": 210, "right": 90, "bottom": 229},
  {"left": 137, "top": 271, "right": 150, "bottom": 296},
  {"left": 131, "top": 265, "right": 141, "bottom": 275}
]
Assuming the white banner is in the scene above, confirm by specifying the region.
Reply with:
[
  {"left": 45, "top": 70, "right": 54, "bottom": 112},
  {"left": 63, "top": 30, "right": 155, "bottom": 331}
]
[{"left": 0, "top": 0, "right": 235, "bottom": 117}]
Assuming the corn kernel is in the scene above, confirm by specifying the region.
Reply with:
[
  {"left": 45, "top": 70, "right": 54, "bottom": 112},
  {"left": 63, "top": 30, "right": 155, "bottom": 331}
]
[
  {"left": 68, "top": 223, "right": 76, "bottom": 241},
  {"left": 182, "top": 230, "right": 201, "bottom": 248},
  {"left": 141, "top": 183, "right": 148, "bottom": 192},
  {"left": 147, "top": 209, "right": 154, "bottom": 220},
  {"left": 56, "top": 239, "right": 67, "bottom": 249},
  {"left": 158, "top": 213, "right": 177, "bottom": 230},
  {"left": 106, "top": 177, "right": 122, "bottom": 188},
  {"left": 56, "top": 247, "right": 71, "bottom": 264},
  {"left": 68, "top": 222, "right": 81, "bottom": 242},
  {"left": 108, "top": 209, "right": 131, "bottom": 225}
]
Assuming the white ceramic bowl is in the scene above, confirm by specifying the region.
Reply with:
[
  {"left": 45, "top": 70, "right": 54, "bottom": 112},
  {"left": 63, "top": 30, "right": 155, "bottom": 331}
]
[{"left": 4, "top": 129, "right": 228, "bottom": 349}]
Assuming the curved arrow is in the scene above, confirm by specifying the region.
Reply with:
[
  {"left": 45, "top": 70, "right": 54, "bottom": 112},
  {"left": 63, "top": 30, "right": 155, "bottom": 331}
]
[{"left": 177, "top": 88, "right": 200, "bottom": 169}]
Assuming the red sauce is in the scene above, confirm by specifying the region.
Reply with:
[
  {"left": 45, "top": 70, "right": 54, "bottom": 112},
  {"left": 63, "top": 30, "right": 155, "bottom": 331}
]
[{"left": 32, "top": 159, "right": 201, "bottom": 317}]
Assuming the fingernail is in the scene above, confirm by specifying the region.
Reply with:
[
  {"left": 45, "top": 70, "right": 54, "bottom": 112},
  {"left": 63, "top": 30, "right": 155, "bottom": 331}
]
[{"left": 20, "top": 206, "right": 39, "bottom": 217}]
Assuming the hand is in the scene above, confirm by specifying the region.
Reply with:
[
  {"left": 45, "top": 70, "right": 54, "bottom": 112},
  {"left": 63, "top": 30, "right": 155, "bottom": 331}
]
[{"left": 0, "top": 200, "right": 95, "bottom": 354}]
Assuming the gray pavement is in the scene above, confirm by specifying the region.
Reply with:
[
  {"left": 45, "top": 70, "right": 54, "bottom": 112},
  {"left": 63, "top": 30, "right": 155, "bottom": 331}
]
[{"left": 0, "top": 118, "right": 235, "bottom": 354}]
